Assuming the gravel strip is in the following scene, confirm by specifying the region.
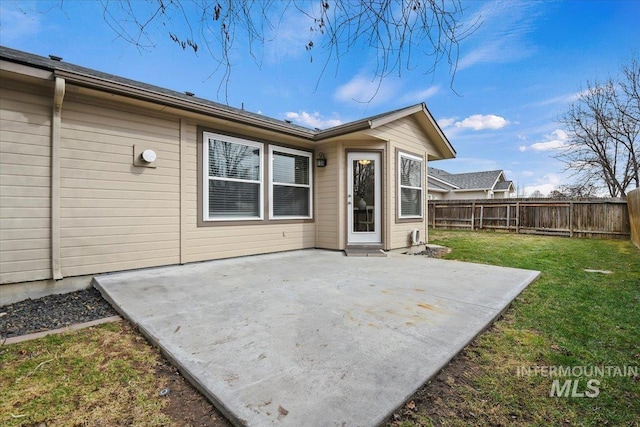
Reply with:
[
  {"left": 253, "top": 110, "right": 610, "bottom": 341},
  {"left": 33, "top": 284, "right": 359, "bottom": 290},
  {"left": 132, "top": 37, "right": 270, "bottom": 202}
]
[{"left": 0, "top": 288, "right": 118, "bottom": 339}]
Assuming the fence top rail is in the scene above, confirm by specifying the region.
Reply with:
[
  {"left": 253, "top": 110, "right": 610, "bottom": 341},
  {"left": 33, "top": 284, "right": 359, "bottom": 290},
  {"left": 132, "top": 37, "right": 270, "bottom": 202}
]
[
  {"left": 433, "top": 204, "right": 475, "bottom": 208},
  {"left": 428, "top": 198, "right": 628, "bottom": 205}
]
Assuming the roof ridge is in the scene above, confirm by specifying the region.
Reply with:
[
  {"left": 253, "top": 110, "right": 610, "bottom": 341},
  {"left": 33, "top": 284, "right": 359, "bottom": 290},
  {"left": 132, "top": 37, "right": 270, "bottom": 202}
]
[
  {"left": 0, "top": 44, "right": 453, "bottom": 155},
  {"left": 0, "top": 45, "right": 315, "bottom": 134}
]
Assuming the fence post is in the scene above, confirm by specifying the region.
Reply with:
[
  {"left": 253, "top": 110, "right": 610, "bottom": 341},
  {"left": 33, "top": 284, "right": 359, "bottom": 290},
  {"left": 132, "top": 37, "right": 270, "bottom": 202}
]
[
  {"left": 479, "top": 205, "right": 484, "bottom": 229},
  {"left": 569, "top": 202, "right": 574, "bottom": 238},
  {"left": 471, "top": 202, "right": 475, "bottom": 230},
  {"left": 516, "top": 202, "right": 520, "bottom": 234},
  {"left": 506, "top": 204, "right": 510, "bottom": 229},
  {"left": 433, "top": 203, "right": 437, "bottom": 228}
]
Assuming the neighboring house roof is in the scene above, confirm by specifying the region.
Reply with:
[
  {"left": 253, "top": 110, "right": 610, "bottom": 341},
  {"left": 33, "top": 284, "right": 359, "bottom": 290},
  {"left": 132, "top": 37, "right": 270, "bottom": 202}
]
[
  {"left": 427, "top": 179, "right": 455, "bottom": 191},
  {"left": 0, "top": 45, "right": 455, "bottom": 159},
  {"left": 428, "top": 167, "right": 514, "bottom": 194},
  {"left": 494, "top": 180, "right": 514, "bottom": 191}
]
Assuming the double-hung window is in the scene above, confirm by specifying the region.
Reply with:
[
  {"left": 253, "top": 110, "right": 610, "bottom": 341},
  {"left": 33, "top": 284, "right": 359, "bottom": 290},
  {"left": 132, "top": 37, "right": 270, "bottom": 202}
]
[
  {"left": 398, "top": 152, "right": 424, "bottom": 219},
  {"left": 203, "top": 132, "right": 263, "bottom": 221},
  {"left": 269, "top": 146, "right": 312, "bottom": 219}
]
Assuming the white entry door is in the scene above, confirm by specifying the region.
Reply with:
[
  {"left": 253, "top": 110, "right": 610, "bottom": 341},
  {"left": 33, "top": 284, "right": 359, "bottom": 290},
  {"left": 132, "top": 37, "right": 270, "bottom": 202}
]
[{"left": 347, "top": 152, "right": 381, "bottom": 245}]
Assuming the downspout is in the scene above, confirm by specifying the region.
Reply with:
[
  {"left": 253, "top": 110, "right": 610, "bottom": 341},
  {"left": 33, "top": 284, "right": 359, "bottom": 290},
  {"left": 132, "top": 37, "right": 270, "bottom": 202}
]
[{"left": 51, "top": 77, "right": 65, "bottom": 280}]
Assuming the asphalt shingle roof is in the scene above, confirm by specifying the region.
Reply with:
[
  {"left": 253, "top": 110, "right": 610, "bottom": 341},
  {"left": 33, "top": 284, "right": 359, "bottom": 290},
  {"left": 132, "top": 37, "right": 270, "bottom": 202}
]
[
  {"left": 428, "top": 167, "right": 513, "bottom": 192},
  {"left": 494, "top": 180, "right": 514, "bottom": 190},
  {"left": 0, "top": 45, "right": 314, "bottom": 135},
  {"left": 429, "top": 168, "right": 501, "bottom": 189},
  {"left": 1, "top": 45, "right": 456, "bottom": 152},
  {"left": 444, "top": 170, "right": 502, "bottom": 190}
]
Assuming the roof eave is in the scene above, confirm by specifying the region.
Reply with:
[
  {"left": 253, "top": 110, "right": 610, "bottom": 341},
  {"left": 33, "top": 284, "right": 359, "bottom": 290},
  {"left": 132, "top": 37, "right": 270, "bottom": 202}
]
[
  {"left": 53, "top": 68, "right": 317, "bottom": 140},
  {"left": 427, "top": 174, "right": 460, "bottom": 189},
  {"left": 453, "top": 188, "right": 492, "bottom": 192},
  {"left": 313, "top": 119, "right": 373, "bottom": 140},
  {"left": 420, "top": 103, "right": 456, "bottom": 159},
  {"left": 489, "top": 171, "right": 506, "bottom": 191},
  {"left": 1, "top": 47, "right": 457, "bottom": 150}
]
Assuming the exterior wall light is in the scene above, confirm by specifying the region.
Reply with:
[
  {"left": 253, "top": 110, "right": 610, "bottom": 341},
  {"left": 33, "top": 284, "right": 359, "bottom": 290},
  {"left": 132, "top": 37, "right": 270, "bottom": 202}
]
[
  {"left": 316, "top": 152, "right": 327, "bottom": 167},
  {"left": 141, "top": 149, "right": 157, "bottom": 163},
  {"left": 133, "top": 145, "right": 157, "bottom": 168}
]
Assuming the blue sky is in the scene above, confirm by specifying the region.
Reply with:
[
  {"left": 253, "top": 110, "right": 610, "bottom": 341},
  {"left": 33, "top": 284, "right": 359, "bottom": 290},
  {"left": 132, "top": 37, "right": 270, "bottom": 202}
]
[{"left": 1, "top": 0, "right": 638, "bottom": 195}]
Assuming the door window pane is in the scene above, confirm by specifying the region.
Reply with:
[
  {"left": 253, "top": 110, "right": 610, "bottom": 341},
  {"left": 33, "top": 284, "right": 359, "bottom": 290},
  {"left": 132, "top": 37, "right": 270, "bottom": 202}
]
[{"left": 352, "top": 159, "right": 376, "bottom": 232}]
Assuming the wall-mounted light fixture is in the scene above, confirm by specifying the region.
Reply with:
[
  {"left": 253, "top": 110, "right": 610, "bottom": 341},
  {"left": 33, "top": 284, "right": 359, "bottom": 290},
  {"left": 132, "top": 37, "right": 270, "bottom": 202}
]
[
  {"left": 316, "top": 152, "right": 327, "bottom": 168},
  {"left": 141, "top": 149, "right": 157, "bottom": 163},
  {"left": 133, "top": 145, "right": 157, "bottom": 168}
]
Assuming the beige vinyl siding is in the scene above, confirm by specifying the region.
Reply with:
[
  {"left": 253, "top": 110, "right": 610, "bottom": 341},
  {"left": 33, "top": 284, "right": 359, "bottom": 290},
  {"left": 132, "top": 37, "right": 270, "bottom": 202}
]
[
  {"left": 368, "top": 117, "right": 435, "bottom": 249},
  {"left": 59, "top": 94, "right": 181, "bottom": 277},
  {"left": 185, "top": 224, "right": 315, "bottom": 261},
  {"left": 0, "top": 79, "right": 52, "bottom": 284},
  {"left": 315, "top": 143, "right": 339, "bottom": 249},
  {"left": 444, "top": 190, "right": 487, "bottom": 200}
]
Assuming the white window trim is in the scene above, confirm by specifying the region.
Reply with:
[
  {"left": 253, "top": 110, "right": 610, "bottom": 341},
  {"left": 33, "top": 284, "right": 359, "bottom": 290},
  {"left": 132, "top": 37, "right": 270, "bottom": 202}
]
[
  {"left": 203, "top": 132, "right": 264, "bottom": 221},
  {"left": 269, "top": 145, "right": 313, "bottom": 220},
  {"left": 398, "top": 151, "right": 424, "bottom": 219}
]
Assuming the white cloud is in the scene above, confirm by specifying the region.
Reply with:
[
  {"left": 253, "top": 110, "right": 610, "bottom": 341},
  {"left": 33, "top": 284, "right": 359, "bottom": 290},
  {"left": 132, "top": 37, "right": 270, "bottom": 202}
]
[
  {"left": 284, "top": 111, "right": 342, "bottom": 129},
  {"left": 519, "top": 145, "right": 527, "bottom": 152},
  {"left": 530, "top": 129, "right": 569, "bottom": 151},
  {"left": 444, "top": 157, "right": 499, "bottom": 171},
  {"left": 521, "top": 170, "right": 534, "bottom": 177},
  {"left": 438, "top": 117, "right": 456, "bottom": 128},
  {"left": 334, "top": 75, "right": 398, "bottom": 105},
  {"left": 399, "top": 86, "right": 440, "bottom": 104},
  {"left": 533, "top": 91, "right": 583, "bottom": 107},
  {"left": 264, "top": 3, "right": 319, "bottom": 61},
  {"left": 455, "top": 114, "right": 509, "bottom": 131},
  {"left": 523, "top": 173, "right": 563, "bottom": 196},
  {"left": 333, "top": 75, "right": 436, "bottom": 107},
  {"left": 457, "top": 1, "right": 542, "bottom": 70}
]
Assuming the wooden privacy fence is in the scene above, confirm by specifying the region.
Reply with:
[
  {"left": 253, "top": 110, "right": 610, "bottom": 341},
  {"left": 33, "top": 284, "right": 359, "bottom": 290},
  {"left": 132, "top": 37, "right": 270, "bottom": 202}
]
[
  {"left": 428, "top": 198, "right": 631, "bottom": 239},
  {"left": 628, "top": 189, "right": 640, "bottom": 248}
]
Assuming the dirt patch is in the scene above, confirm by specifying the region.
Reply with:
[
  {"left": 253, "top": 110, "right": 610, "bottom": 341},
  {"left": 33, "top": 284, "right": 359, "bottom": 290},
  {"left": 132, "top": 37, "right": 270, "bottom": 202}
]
[
  {"left": 414, "top": 246, "right": 451, "bottom": 258},
  {"left": 153, "top": 355, "right": 232, "bottom": 427},
  {"left": 385, "top": 344, "right": 483, "bottom": 426},
  {"left": 154, "top": 323, "right": 491, "bottom": 427}
]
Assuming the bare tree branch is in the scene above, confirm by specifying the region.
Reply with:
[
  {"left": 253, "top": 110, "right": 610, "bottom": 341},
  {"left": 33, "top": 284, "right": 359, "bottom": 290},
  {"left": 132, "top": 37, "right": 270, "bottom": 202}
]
[
  {"left": 556, "top": 57, "right": 640, "bottom": 197},
  {"left": 95, "top": 0, "right": 477, "bottom": 102}
]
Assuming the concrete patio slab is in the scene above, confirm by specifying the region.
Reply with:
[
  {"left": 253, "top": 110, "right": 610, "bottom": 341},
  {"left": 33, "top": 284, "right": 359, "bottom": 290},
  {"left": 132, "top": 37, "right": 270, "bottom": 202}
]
[{"left": 94, "top": 249, "right": 539, "bottom": 427}]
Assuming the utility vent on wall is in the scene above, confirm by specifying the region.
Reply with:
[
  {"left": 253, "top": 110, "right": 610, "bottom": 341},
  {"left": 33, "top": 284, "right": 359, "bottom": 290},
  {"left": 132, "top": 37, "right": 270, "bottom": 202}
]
[
  {"left": 411, "top": 229, "right": 421, "bottom": 245},
  {"left": 132, "top": 145, "right": 157, "bottom": 168}
]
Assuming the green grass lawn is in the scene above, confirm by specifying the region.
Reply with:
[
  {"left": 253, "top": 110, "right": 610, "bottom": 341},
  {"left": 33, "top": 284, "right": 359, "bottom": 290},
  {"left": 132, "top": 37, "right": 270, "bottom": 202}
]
[
  {"left": 389, "top": 230, "right": 639, "bottom": 426},
  {"left": 0, "top": 322, "right": 172, "bottom": 426}
]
